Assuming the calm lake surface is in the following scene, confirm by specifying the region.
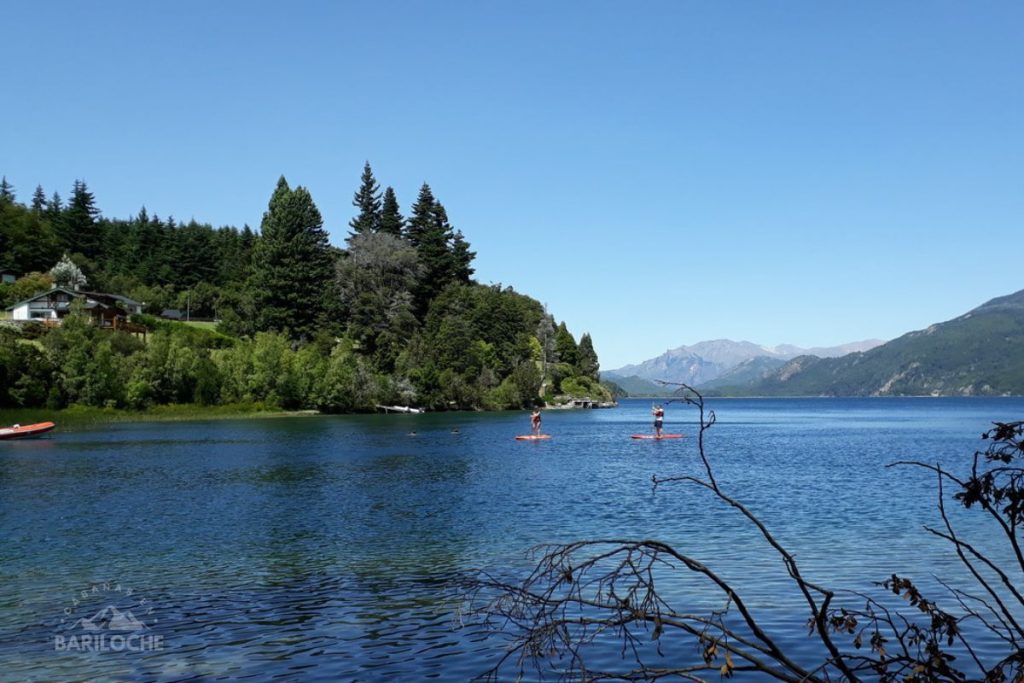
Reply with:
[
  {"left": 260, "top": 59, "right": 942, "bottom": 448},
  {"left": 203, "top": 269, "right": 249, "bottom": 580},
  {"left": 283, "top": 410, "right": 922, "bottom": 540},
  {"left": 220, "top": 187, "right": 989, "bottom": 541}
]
[{"left": 1, "top": 397, "right": 1021, "bottom": 681}]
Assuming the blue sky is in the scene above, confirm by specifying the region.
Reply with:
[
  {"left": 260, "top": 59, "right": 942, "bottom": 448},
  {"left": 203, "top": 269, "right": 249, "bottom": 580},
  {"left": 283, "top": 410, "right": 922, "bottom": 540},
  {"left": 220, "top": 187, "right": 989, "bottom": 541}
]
[{"left": 2, "top": 1, "right": 1021, "bottom": 369}]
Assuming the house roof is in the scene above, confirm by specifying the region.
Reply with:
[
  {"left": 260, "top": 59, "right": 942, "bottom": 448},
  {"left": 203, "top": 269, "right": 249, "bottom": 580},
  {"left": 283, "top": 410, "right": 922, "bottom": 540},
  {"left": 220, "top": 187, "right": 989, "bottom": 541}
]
[
  {"left": 81, "top": 291, "right": 143, "bottom": 307},
  {"left": 4, "top": 287, "right": 141, "bottom": 312},
  {"left": 4, "top": 287, "right": 81, "bottom": 311}
]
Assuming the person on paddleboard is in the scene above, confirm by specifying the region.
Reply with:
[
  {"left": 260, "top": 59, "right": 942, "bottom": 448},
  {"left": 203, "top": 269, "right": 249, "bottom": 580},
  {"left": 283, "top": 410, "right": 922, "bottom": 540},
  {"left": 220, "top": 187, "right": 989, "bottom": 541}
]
[
  {"left": 531, "top": 409, "right": 542, "bottom": 435},
  {"left": 652, "top": 404, "right": 664, "bottom": 437}
]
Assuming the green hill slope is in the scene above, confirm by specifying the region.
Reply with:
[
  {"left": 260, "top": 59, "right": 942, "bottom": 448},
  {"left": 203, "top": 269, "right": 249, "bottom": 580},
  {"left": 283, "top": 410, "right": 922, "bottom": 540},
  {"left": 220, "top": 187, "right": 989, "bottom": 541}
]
[
  {"left": 697, "top": 356, "right": 787, "bottom": 392},
  {"left": 599, "top": 374, "right": 672, "bottom": 396}
]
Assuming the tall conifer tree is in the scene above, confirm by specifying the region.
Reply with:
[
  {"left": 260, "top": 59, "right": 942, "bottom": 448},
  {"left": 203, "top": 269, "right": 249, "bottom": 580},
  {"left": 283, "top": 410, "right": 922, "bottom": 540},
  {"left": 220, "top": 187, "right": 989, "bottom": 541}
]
[
  {"left": 348, "top": 162, "right": 381, "bottom": 238},
  {"left": 46, "top": 192, "right": 63, "bottom": 218},
  {"left": 60, "top": 180, "right": 102, "bottom": 259},
  {"left": 405, "top": 183, "right": 436, "bottom": 248},
  {"left": 0, "top": 184, "right": 12, "bottom": 271},
  {"left": 0, "top": 177, "right": 15, "bottom": 203},
  {"left": 406, "top": 184, "right": 478, "bottom": 316},
  {"left": 250, "top": 176, "right": 334, "bottom": 340},
  {"left": 31, "top": 185, "right": 46, "bottom": 213},
  {"left": 379, "top": 186, "right": 404, "bottom": 237},
  {"left": 450, "top": 229, "right": 475, "bottom": 283},
  {"left": 576, "top": 333, "right": 600, "bottom": 380},
  {"left": 554, "top": 322, "right": 579, "bottom": 367}
]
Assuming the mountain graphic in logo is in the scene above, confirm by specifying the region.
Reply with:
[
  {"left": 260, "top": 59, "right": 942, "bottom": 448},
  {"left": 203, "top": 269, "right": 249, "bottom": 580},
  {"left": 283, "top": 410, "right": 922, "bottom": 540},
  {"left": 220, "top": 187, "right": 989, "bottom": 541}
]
[{"left": 70, "top": 605, "right": 146, "bottom": 632}]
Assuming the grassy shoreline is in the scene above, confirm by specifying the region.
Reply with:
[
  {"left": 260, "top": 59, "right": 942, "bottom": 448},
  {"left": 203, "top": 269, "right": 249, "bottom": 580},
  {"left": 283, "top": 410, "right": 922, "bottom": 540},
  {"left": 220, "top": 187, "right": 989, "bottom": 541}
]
[{"left": 0, "top": 403, "right": 321, "bottom": 429}]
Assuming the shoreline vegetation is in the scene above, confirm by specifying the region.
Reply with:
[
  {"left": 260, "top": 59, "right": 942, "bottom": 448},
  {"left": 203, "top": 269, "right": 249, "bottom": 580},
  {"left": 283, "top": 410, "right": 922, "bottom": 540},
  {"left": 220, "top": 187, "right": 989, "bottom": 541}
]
[
  {"left": 0, "top": 167, "right": 611, "bottom": 416},
  {"left": 0, "top": 403, "right": 321, "bottom": 430}
]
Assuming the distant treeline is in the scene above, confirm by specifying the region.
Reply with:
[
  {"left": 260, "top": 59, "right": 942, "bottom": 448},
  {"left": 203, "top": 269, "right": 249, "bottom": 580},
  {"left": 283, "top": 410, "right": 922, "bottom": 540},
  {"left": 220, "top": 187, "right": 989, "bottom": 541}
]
[{"left": 0, "top": 167, "right": 607, "bottom": 411}]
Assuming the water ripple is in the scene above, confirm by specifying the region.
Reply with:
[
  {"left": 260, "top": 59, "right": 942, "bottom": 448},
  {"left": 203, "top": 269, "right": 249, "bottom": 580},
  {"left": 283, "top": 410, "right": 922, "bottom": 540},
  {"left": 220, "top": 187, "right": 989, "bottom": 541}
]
[{"left": 0, "top": 397, "right": 1019, "bottom": 680}]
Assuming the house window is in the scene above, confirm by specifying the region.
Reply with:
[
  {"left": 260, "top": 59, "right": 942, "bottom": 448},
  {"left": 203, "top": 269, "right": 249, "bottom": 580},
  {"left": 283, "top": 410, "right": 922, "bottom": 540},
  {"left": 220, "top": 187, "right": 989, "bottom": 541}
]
[{"left": 30, "top": 311, "right": 51, "bottom": 319}]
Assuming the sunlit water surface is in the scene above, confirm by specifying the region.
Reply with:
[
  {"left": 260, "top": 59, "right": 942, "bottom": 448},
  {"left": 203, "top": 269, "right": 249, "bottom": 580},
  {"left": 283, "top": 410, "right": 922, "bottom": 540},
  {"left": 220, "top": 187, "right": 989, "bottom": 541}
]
[{"left": 1, "top": 397, "right": 1021, "bottom": 681}]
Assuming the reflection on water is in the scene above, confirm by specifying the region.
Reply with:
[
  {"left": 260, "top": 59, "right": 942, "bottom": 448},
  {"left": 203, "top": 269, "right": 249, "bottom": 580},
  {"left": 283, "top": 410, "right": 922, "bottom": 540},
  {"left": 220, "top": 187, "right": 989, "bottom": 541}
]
[{"left": 0, "top": 397, "right": 1020, "bottom": 680}]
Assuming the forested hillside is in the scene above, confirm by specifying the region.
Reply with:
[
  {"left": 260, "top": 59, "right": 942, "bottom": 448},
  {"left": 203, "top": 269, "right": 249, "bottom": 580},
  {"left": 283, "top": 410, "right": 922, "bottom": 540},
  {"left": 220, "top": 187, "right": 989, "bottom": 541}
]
[{"left": 0, "top": 167, "right": 607, "bottom": 412}]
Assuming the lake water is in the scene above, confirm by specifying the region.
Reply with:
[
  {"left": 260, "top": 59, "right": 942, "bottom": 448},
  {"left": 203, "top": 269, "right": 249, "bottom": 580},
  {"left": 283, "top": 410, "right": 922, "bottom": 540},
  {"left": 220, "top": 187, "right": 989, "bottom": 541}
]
[{"left": 0, "top": 397, "right": 1021, "bottom": 681}]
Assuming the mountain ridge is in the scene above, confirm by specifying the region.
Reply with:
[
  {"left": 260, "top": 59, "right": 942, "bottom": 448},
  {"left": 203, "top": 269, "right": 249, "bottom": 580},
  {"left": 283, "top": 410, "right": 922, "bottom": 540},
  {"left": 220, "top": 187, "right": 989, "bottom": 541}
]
[{"left": 605, "top": 338, "right": 884, "bottom": 387}]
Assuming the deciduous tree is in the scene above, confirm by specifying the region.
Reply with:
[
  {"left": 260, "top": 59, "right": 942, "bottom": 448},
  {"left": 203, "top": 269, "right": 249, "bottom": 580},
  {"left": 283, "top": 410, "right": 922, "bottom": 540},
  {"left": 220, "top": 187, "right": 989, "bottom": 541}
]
[
  {"left": 49, "top": 254, "right": 88, "bottom": 290},
  {"left": 336, "top": 232, "right": 421, "bottom": 372}
]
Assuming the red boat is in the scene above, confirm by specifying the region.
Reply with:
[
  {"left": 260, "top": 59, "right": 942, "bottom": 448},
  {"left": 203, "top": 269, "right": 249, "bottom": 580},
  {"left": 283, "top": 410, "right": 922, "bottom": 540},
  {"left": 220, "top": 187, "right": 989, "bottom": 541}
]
[{"left": 0, "top": 422, "right": 56, "bottom": 440}]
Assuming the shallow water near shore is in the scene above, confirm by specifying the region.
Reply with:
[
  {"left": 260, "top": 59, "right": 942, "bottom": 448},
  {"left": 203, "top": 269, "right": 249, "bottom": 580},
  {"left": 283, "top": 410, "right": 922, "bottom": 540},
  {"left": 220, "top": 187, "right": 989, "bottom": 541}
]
[{"left": 0, "top": 397, "right": 1021, "bottom": 680}]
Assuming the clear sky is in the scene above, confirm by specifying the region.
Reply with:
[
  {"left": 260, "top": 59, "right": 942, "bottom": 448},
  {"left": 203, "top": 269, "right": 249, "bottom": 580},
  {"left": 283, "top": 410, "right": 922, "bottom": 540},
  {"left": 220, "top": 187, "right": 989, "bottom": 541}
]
[{"left": 1, "top": 1, "right": 1021, "bottom": 369}]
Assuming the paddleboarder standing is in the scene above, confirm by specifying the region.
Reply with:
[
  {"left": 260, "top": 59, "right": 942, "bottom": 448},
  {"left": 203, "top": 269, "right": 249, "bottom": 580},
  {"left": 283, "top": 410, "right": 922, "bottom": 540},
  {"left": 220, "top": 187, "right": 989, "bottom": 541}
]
[
  {"left": 652, "top": 404, "right": 664, "bottom": 437},
  {"left": 531, "top": 409, "right": 542, "bottom": 435}
]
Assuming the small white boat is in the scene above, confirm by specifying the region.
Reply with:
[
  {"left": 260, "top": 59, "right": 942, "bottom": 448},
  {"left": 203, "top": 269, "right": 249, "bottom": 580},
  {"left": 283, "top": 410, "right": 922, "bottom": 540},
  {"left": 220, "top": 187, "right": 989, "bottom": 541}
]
[{"left": 376, "top": 405, "right": 424, "bottom": 414}]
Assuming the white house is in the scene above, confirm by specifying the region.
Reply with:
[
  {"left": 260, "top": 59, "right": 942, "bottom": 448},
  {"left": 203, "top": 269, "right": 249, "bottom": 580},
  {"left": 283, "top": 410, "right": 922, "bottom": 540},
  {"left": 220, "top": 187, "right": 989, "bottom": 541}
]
[{"left": 6, "top": 287, "right": 143, "bottom": 326}]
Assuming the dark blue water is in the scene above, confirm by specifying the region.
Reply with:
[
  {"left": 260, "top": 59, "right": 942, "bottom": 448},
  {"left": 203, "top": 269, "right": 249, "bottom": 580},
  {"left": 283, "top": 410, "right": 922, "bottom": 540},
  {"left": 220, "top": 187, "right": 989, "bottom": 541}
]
[{"left": 0, "top": 397, "right": 1020, "bottom": 681}]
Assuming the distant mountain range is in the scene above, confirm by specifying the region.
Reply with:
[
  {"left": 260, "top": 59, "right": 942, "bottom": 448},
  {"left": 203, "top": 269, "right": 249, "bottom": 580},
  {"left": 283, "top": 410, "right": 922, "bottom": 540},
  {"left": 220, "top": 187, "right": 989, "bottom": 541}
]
[
  {"left": 605, "top": 289, "right": 1024, "bottom": 397},
  {"left": 604, "top": 339, "right": 884, "bottom": 393},
  {"left": 708, "top": 289, "right": 1024, "bottom": 396}
]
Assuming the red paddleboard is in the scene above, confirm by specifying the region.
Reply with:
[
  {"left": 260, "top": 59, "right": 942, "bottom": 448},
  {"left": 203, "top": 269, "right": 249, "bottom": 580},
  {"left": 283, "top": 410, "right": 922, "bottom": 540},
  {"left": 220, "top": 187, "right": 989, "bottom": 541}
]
[
  {"left": 631, "top": 434, "right": 685, "bottom": 440},
  {"left": 515, "top": 434, "right": 552, "bottom": 441},
  {"left": 0, "top": 421, "right": 56, "bottom": 440}
]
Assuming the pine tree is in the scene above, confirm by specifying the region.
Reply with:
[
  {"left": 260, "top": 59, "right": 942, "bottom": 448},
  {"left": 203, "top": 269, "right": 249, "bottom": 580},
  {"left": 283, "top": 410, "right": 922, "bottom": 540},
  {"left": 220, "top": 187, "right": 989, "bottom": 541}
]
[
  {"left": 450, "top": 229, "right": 475, "bottom": 283},
  {"left": 379, "top": 186, "right": 404, "bottom": 237},
  {"left": 536, "top": 313, "right": 557, "bottom": 367},
  {"left": 577, "top": 333, "right": 600, "bottom": 380},
  {"left": 31, "top": 185, "right": 46, "bottom": 213},
  {"left": 128, "top": 207, "right": 154, "bottom": 283},
  {"left": 240, "top": 225, "right": 256, "bottom": 250},
  {"left": 46, "top": 192, "right": 63, "bottom": 218},
  {"left": 60, "top": 180, "right": 102, "bottom": 259},
  {"left": 250, "top": 176, "right": 334, "bottom": 340},
  {"left": 0, "top": 192, "right": 12, "bottom": 271},
  {"left": 0, "top": 177, "right": 14, "bottom": 204},
  {"left": 406, "top": 185, "right": 443, "bottom": 317},
  {"left": 0, "top": 200, "right": 61, "bottom": 274},
  {"left": 348, "top": 161, "right": 381, "bottom": 238},
  {"left": 406, "top": 184, "right": 479, "bottom": 316},
  {"left": 427, "top": 201, "right": 475, "bottom": 284},
  {"left": 405, "top": 183, "right": 436, "bottom": 248},
  {"left": 555, "top": 322, "right": 579, "bottom": 367}
]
